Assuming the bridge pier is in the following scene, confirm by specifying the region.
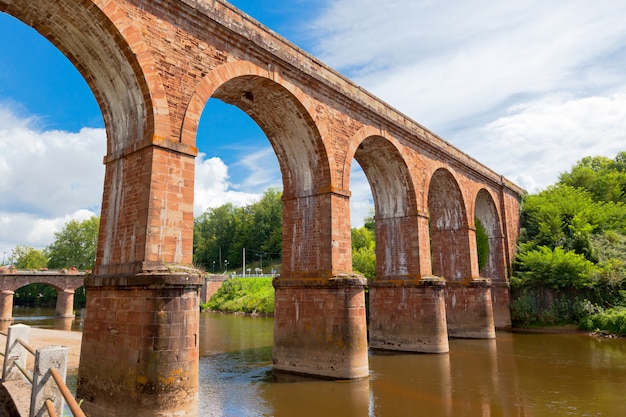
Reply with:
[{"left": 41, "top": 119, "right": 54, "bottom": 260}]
[
  {"left": 491, "top": 281, "right": 512, "bottom": 329},
  {"left": 55, "top": 289, "right": 75, "bottom": 318},
  {"left": 445, "top": 279, "right": 495, "bottom": 339},
  {"left": 369, "top": 277, "right": 449, "bottom": 353},
  {"left": 0, "top": 290, "right": 14, "bottom": 324},
  {"left": 273, "top": 276, "right": 369, "bottom": 380},
  {"left": 76, "top": 273, "right": 203, "bottom": 417}
]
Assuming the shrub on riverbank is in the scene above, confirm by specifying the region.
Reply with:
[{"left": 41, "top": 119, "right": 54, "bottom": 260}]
[
  {"left": 203, "top": 277, "right": 274, "bottom": 315},
  {"left": 579, "top": 306, "right": 626, "bottom": 336}
]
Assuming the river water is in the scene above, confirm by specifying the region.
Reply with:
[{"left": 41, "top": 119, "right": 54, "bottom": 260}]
[{"left": 12, "top": 307, "right": 626, "bottom": 417}]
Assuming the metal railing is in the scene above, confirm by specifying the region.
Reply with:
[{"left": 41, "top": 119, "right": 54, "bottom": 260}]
[{"left": 1, "top": 324, "right": 85, "bottom": 417}]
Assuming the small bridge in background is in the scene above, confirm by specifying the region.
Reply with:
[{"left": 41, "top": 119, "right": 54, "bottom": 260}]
[{"left": 0, "top": 267, "right": 86, "bottom": 324}]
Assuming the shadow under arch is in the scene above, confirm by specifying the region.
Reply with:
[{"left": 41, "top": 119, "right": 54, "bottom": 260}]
[
  {"left": 427, "top": 168, "right": 472, "bottom": 282},
  {"left": 183, "top": 61, "right": 331, "bottom": 197},
  {"left": 348, "top": 129, "right": 420, "bottom": 279},
  {"left": 475, "top": 188, "right": 511, "bottom": 328},
  {"left": 0, "top": 1, "right": 171, "bottom": 155},
  {"left": 474, "top": 188, "right": 505, "bottom": 282}
]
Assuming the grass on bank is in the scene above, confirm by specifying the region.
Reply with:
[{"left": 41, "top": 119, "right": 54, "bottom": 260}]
[{"left": 202, "top": 277, "right": 274, "bottom": 315}]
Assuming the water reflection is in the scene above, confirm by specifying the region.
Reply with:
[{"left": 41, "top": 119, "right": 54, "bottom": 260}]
[
  {"left": 10, "top": 308, "right": 626, "bottom": 417},
  {"left": 7, "top": 306, "right": 84, "bottom": 331},
  {"left": 198, "top": 313, "right": 626, "bottom": 417}
]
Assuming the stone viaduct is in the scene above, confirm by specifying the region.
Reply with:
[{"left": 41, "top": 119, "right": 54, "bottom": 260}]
[
  {"left": 0, "top": 267, "right": 85, "bottom": 325},
  {"left": 0, "top": 1, "right": 523, "bottom": 416}
]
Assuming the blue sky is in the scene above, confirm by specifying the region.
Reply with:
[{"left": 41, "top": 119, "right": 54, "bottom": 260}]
[{"left": 2, "top": 0, "right": 626, "bottom": 262}]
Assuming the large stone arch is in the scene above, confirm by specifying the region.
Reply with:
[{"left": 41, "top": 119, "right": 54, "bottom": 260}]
[
  {"left": 346, "top": 127, "right": 420, "bottom": 279},
  {"left": 183, "top": 60, "right": 342, "bottom": 279},
  {"left": 427, "top": 168, "right": 472, "bottom": 282},
  {"left": 0, "top": 0, "right": 171, "bottom": 154},
  {"left": 474, "top": 188, "right": 505, "bottom": 281},
  {"left": 475, "top": 188, "right": 511, "bottom": 328}
]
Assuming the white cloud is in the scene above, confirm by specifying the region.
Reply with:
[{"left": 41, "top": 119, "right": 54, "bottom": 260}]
[
  {"left": 0, "top": 104, "right": 105, "bottom": 258},
  {"left": 308, "top": 0, "right": 626, "bottom": 193},
  {"left": 231, "top": 147, "right": 282, "bottom": 191},
  {"left": 193, "top": 152, "right": 262, "bottom": 216},
  {"left": 461, "top": 93, "right": 626, "bottom": 192}
]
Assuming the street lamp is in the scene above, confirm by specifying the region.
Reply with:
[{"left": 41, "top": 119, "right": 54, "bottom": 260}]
[{"left": 224, "top": 260, "right": 228, "bottom": 274}]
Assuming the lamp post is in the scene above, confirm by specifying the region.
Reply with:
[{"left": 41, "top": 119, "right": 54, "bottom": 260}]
[{"left": 224, "top": 260, "right": 228, "bottom": 274}]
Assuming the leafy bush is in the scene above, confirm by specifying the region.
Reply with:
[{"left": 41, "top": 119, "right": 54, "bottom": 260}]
[
  {"left": 579, "top": 307, "right": 626, "bottom": 335},
  {"left": 475, "top": 218, "right": 490, "bottom": 271},
  {"left": 205, "top": 278, "right": 274, "bottom": 315},
  {"left": 514, "top": 246, "right": 595, "bottom": 289}
]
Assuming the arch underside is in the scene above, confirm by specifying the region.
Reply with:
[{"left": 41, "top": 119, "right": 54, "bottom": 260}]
[
  {"left": 211, "top": 75, "right": 329, "bottom": 196},
  {"left": 475, "top": 189, "right": 506, "bottom": 282},
  {"left": 428, "top": 169, "right": 472, "bottom": 281},
  {"left": 355, "top": 136, "right": 419, "bottom": 279}
]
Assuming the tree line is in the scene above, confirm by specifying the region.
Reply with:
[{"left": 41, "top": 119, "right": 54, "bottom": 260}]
[
  {"left": 193, "top": 188, "right": 282, "bottom": 273},
  {"left": 512, "top": 152, "right": 626, "bottom": 330}
]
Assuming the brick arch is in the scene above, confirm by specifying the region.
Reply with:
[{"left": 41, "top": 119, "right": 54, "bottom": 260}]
[
  {"left": 0, "top": 0, "right": 170, "bottom": 155},
  {"left": 3, "top": 277, "right": 84, "bottom": 293},
  {"left": 347, "top": 129, "right": 420, "bottom": 279},
  {"left": 428, "top": 168, "right": 472, "bottom": 281},
  {"left": 182, "top": 60, "right": 330, "bottom": 196},
  {"left": 474, "top": 188, "right": 506, "bottom": 282}
]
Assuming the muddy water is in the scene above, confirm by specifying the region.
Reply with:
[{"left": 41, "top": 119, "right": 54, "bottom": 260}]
[
  {"left": 198, "top": 313, "right": 626, "bottom": 417},
  {"left": 12, "top": 308, "right": 626, "bottom": 416}
]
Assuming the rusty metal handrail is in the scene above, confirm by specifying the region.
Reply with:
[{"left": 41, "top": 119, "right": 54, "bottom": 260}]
[
  {"left": 45, "top": 399, "right": 58, "bottom": 417},
  {"left": 49, "top": 367, "right": 86, "bottom": 417},
  {"left": 16, "top": 337, "right": 36, "bottom": 356}
]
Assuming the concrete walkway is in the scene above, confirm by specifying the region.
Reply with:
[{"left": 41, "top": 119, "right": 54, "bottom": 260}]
[{"left": 0, "top": 328, "right": 82, "bottom": 417}]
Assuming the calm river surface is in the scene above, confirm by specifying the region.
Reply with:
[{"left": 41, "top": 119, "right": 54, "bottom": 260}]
[{"left": 12, "top": 307, "right": 626, "bottom": 416}]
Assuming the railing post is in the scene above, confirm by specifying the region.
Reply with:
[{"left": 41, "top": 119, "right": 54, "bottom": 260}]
[
  {"left": 30, "top": 346, "right": 68, "bottom": 417},
  {"left": 2, "top": 323, "right": 30, "bottom": 381}
]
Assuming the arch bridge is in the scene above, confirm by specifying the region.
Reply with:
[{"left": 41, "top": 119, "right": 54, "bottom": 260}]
[
  {"left": 0, "top": 1, "right": 523, "bottom": 416},
  {"left": 0, "top": 267, "right": 86, "bottom": 323}
]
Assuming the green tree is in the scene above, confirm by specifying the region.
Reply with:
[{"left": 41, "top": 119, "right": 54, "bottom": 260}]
[
  {"left": 12, "top": 245, "right": 48, "bottom": 269},
  {"left": 559, "top": 152, "right": 626, "bottom": 204},
  {"left": 353, "top": 246, "right": 376, "bottom": 279},
  {"left": 46, "top": 216, "right": 99, "bottom": 270},
  {"left": 351, "top": 226, "right": 375, "bottom": 251},
  {"left": 193, "top": 203, "right": 238, "bottom": 271},
  {"left": 520, "top": 185, "right": 599, "bottom": 260},
  {"left": 193, "top": 189, "right": 283, "bottom": 271}
]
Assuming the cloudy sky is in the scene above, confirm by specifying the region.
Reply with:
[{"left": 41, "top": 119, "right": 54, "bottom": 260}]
[{"left": 1, "top": 0, "right": 626, "bottom": 263}]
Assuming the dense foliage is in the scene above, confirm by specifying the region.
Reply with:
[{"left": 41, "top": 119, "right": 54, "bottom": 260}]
[
  {"left": 351, "top": 214, "right": 376, "bottom": 279},
  {"left": 193, "top": 188, "right": 282, "bottom": 272},
  {"left": 511, "top": 152, "right": 626, "bottom": 329},
  {"left": 475, "top": 218, "right": 490, "bottom": 271},
  {"left": 203, "top": 278, "right": 274, "bottom": 315},
  {"left": 47, "top": 216, "right": 99, "bottom": 270}
]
